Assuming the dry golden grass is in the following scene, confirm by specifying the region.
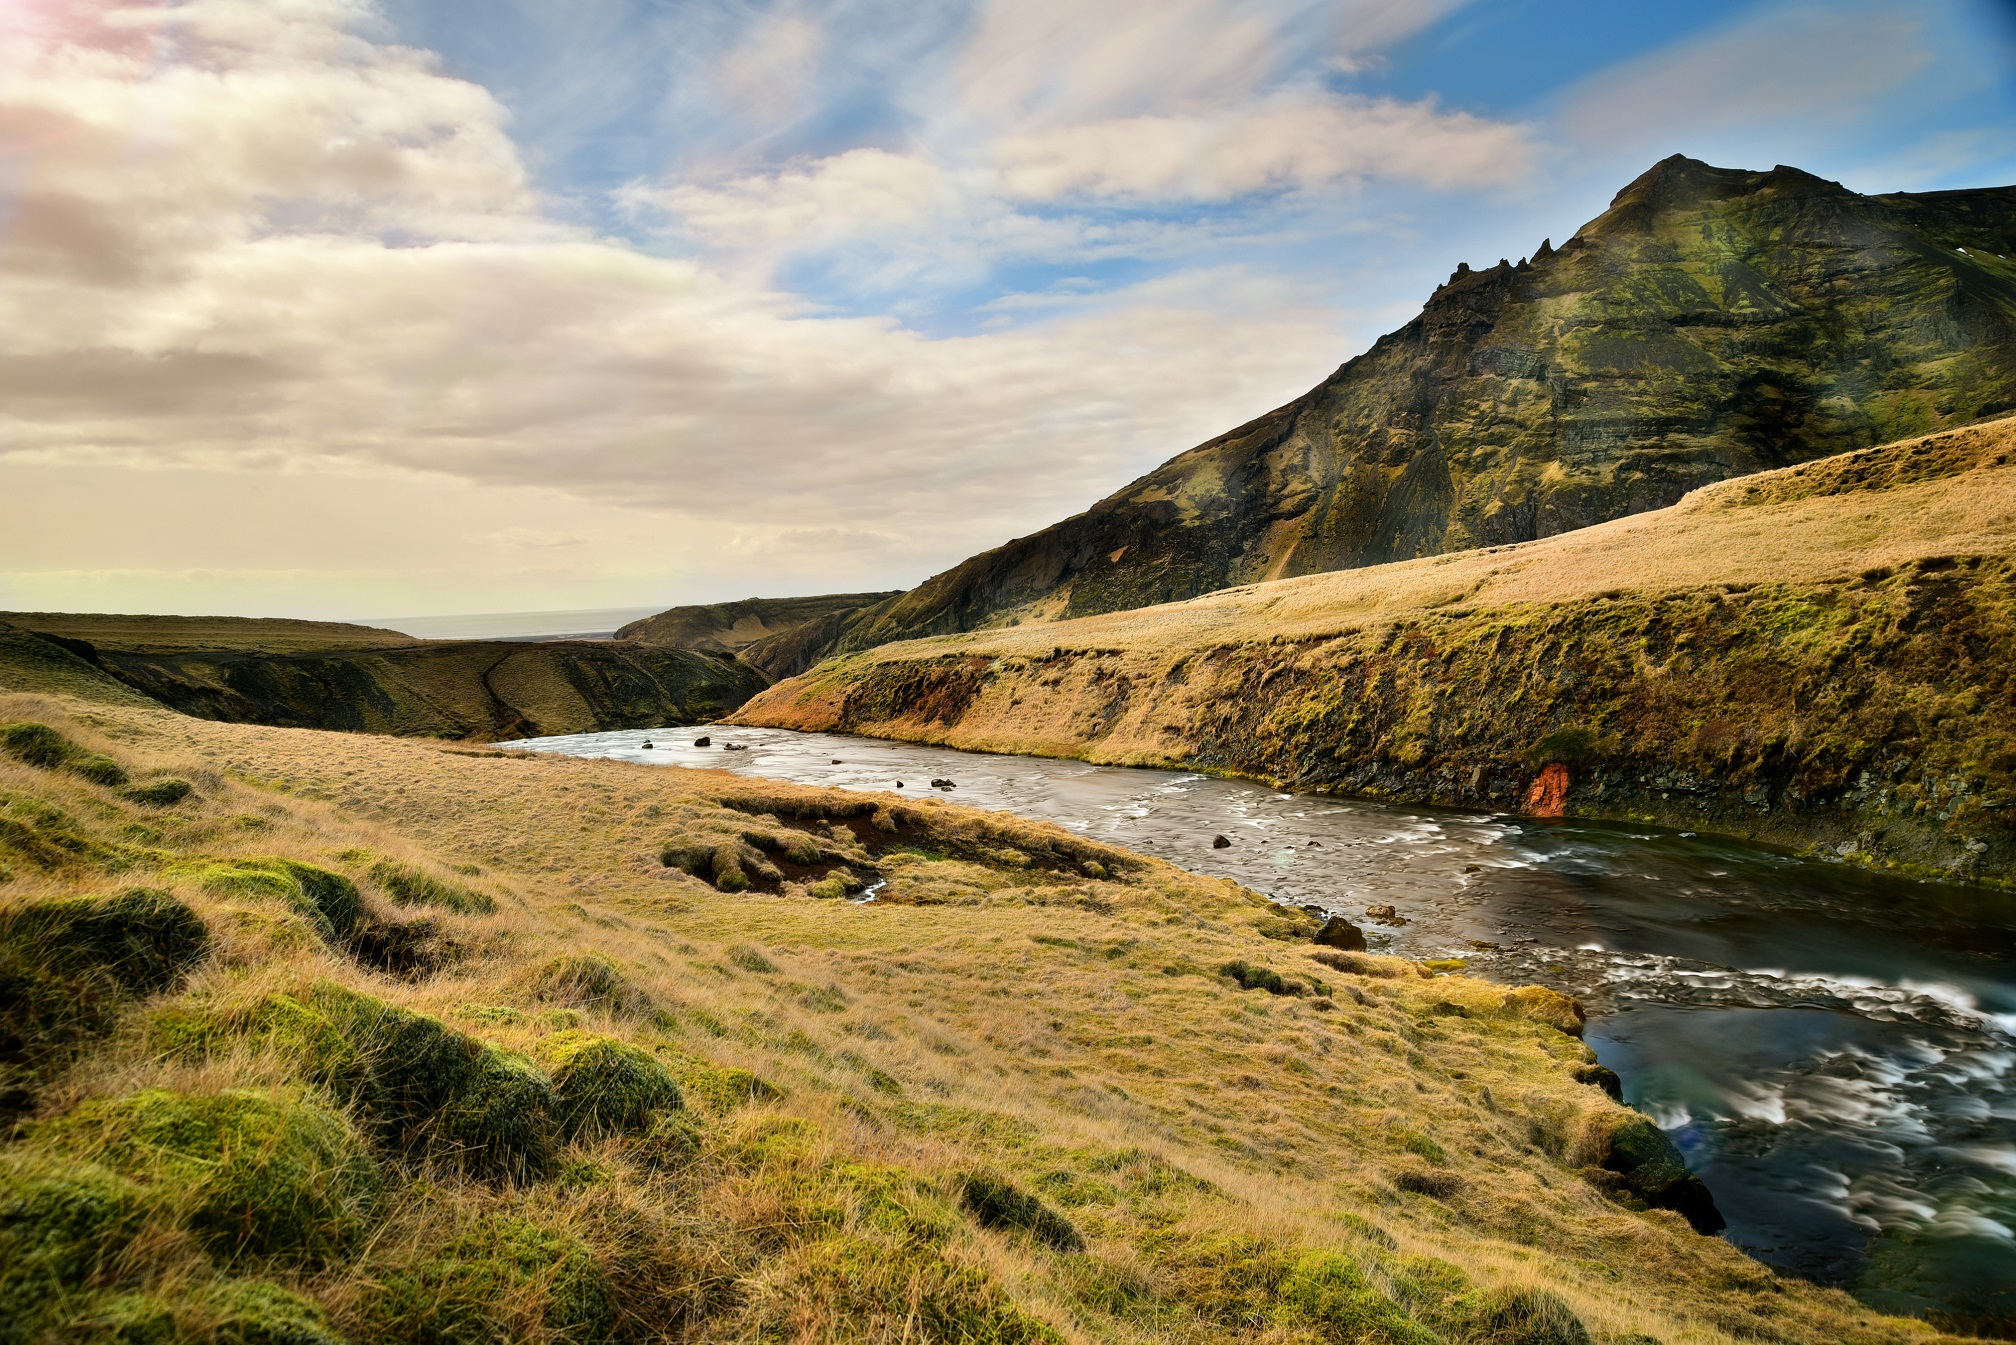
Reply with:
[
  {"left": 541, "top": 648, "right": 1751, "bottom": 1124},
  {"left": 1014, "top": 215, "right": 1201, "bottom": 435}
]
[
  {"left": 753, "top": 415, "right": 2016, "bottom": 678},
  {"left": 0, "top": 613, "right": 420, "bottom": 654},
  {"left": 0, "top": 690, "right": 1983, "bottom": 1342}
]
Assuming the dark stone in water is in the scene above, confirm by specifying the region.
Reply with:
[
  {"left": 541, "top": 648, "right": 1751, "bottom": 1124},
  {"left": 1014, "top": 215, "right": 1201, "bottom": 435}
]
[
  {"left": 640, "top": 741, "right": 653, "bottom": 749},
  {"left": 1313, "top": 916, "right": 1367, "bottom": 952},
  {"left": 931, "top": 778, "right": 956, "bottom": 789},
  {"left": 1212, "top": 834, "right": 1231, "bottom": 848},
  {"left": 723, "top": 743, "right": 748, "bottom": 751},
  {"left": 693, "top": 736, "right": 711, "bottom": 747},
  {"left": 1573, "top": 1063, "right": 1624, "bottom": 1101}
]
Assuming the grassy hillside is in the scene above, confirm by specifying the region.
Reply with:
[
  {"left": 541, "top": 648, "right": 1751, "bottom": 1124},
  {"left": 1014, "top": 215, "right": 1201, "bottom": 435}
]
[
  {"left": 618, "top": 593, "right": 901, "bottom": 679},
  {"left": 821, "top": 158, "right": 2016, "bottom": 656},
  {"left": 0, "top": 620, "right": 768, "bottom": 741},
  {"left": 736, "top": 416, "right": 2016, "bottom": 886},
  {"left": 0, "top": 614, "right": 421, "bottom": 655},
  {"left": 0, "top": 690, "right": 1982, "bottom": 1344}
]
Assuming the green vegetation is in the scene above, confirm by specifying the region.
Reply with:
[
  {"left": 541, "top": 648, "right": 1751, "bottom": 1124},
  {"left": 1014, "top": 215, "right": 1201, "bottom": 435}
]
[
  {"left": 531, "top": 1030, "right": 683, "bottom": 1137},
  {"left": 370, "top": 859, "right": 495, "bottom": 914},
  {"left": 956, "top": 1171, "right": 1084, "bottom": 1252},
  {"left": 2, "top": 720, "right": 129, "bottom": 786},
  {"left": 31, "top": 1086, "right": 379, "bottom": 1264}
]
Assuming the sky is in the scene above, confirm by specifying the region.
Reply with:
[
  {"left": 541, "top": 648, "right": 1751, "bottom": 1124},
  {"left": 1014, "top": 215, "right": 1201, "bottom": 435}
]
[{"left": 2, "top": 0, "right": 2013, "bottom": 622}]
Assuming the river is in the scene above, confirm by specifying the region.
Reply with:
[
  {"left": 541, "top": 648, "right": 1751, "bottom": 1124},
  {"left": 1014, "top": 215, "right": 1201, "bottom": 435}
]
[{"left": 503, "top": 724, "right": 2016, "bottom": 1327}]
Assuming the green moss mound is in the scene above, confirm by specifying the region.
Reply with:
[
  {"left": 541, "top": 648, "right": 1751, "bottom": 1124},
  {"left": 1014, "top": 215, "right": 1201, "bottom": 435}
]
[
  {"left": 1276, "top": 1251, "right": 1438, "bottom": 1344},
  {"left": 120, "top": 778, "right": 195, "bottom": 808},
  {"left": 149, "top": 993, "right": 371, "bottom": 1105},
  {"left": 190, "top": 860, "right": 361, "bottom": 942},
  {"left": 531, "top": 1030, "right": 682, "bottom": 1138},
  {"left": 0, "top": 1151, "right": 145, "bottom": 1298},
  {"left": 1595, "top": 1114, "right": 1725, "bottom": 1234},
  {"left": 363, "top": 1213, "right": 614, "bottom": 1345},
  {"left": 310, "top": 983, "right": 556, "bottom": 1182},
  {"left": 31, "top": 1087, "right": 380, "bottom": 1266},
  {"left": 0, "top": 787, "right": 117, "bottom": 872},
  {"left": 5, "top": 887, "right": 210, "bottom": 996},
  {"left": 1, "top": 889, "right": 210, "bottom": 1087},
  {"left": 957, "top": 1171, "right": 1083, "bottom": 1252},
  {"left": 1218, "top": 959, "right": 1320, "bottom": 997},
  {"left": 197, "top": 1279, "right": 346, "bottom": 1345},
  {"left": 1, "top": 721, "right": 76, "bottom": 770},
  {"left": 526, "top": 953, "right": 651, "bottom": 1016},
  {"left": 49, "top": 1279, "right": 343, "bottom": 1345},
  {"left": 1462, "top": 1286, "right": 1592, "bottom": 1345},
  {"left": 0, "top": 721, "right": 130, "bottom": 787},
  {"left": 369, "top": 860, "right": 495, "bottom": 914}
]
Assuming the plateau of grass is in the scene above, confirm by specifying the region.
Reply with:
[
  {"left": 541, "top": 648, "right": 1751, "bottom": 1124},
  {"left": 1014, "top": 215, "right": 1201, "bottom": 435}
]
[
  {"left": 736, "top": 416, "right": 2016, "bottom": 885},
  {"left": 0, "top": 691, "right": 1986, "bottom": 1343}
]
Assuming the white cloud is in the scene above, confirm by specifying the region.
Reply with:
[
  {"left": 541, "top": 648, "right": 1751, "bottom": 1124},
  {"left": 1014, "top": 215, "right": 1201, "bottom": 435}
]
[
  {"left": 1559, "top": 1, "right": 1933, "bottom": 151},
  {"left": 0, "top": 0, "right": 1350, "bottom": 611},
  {"left": 950, "top": 0, "right": 1469, "bottom": 126},
  {"left": 991, "top": 89, "right": 1535, "bottom": 201}
]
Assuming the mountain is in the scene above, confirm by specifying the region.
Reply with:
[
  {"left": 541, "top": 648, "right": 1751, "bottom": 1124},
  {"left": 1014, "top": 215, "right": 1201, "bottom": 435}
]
[
  {"left": 834, "top": 155, "right": 2016, "bottom": 651},
  {"left": 616, "top": 591, "right": 900, "bottom": 679}
]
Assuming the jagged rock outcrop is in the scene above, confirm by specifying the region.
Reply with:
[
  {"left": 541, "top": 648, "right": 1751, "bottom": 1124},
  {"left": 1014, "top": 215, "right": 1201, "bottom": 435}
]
[{"left": 834, "top": 156, "right": 2016, "bottom": 652}]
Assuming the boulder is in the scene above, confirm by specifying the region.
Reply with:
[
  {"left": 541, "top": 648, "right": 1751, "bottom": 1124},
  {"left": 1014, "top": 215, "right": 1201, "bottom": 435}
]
[
  {"left": 1212, "top": 835, "right": 1231, "bottom": 849},
  {"left": 693, "top": 736, "right": 711, "bottom": 747},
  {"left": 1313, "top": 917, "right": 1368, "bottom": 952}
]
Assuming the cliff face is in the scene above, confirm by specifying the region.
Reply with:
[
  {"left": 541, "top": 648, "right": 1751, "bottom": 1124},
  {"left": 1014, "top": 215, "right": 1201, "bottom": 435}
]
[
  {"left": 838, "top": 157, "right": 2016, "bottom": 651},
  {"left": 0, "top": 622, "right": 767, "bottom": 740}
]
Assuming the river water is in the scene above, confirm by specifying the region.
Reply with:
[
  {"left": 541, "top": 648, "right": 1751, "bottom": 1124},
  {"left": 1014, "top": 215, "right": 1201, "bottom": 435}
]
[{"left": 505, "top": 724, "right": 2016, "bottom": 1326}]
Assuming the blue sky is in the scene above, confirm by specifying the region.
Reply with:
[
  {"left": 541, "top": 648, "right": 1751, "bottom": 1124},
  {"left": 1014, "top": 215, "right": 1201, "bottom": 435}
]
[{"left": 1, "top": 0, "right": 2013, "bottom": 619}]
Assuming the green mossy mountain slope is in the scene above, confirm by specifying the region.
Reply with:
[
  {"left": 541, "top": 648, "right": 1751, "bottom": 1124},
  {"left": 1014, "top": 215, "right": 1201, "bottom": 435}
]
[{"left": 832, "top": 156, "right": 2016, "bottom": 653}]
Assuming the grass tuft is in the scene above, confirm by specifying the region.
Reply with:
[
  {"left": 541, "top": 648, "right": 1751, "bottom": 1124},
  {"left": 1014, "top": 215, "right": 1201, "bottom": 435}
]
[
  {"left": 957, "top": 1170, "right": 1084, "bottom": 1252},
  {"left": 530, "top": 1030, "right": 682, "bottom": 1138}
]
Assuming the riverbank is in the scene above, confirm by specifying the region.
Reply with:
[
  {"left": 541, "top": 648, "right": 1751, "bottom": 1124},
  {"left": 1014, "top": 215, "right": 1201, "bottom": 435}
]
[
  {"left": 0, "top": 689, "right": 1982, "bottom": 1342},
  {"left": 733, "top": 416, "right": 2016, "bottom": 888}
]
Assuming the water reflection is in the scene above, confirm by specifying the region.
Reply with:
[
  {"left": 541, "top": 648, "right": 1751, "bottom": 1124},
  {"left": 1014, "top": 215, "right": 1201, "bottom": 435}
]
[{"left": 505, "top": 724, "right": 2016, "bottom": 1322}]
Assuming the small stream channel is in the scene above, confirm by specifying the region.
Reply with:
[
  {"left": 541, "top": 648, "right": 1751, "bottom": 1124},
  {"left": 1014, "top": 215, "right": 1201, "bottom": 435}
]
[{"left": 504, "top": 724, "right": 2016, "bottom": 1327}]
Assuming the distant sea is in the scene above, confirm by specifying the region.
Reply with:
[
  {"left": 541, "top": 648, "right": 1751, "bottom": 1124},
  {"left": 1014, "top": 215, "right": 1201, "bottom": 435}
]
[{"left": 366, "top": 606, "right": 665, "bottom": 642}]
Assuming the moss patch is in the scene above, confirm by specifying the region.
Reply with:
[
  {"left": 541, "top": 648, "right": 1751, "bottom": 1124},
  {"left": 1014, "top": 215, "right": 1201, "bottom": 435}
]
[
  {"left": 369, "top": 861, "right": 495, "bottom": 915},
  {"left": 0, "top": 721, "right": 128, "bottom": 787},
  {"left": 309, "top": 983, "right": 557, "bottom": 1183},
  {"left": 531, "top": 1031, "right": 682, "bottom": 1138},
  {"left": 361, "top": 1213, "right": 613, "bottom": 1345},
  {"left": 31, "top": 1086, "right": 379, "bottom": 1266}
]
